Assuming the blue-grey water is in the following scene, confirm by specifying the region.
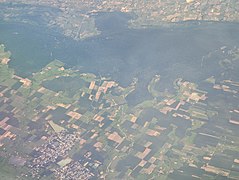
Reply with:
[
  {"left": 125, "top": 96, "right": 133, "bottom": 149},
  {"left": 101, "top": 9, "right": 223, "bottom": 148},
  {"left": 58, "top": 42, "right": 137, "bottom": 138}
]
[{"left": 1, "top": 12, "right": 239, "bottom": 104}]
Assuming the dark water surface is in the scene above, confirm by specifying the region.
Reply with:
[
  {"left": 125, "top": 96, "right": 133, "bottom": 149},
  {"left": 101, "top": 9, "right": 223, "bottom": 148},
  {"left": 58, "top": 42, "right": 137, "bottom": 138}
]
[{"left": 1, "top": 12, "right": 239, "bottom": 88}]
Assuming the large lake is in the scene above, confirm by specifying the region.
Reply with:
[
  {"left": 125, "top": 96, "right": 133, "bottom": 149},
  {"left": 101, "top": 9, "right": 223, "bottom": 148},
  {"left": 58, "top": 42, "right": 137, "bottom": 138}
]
[{"left": 1, "top": 12, "right": 239, "bottom": 103}]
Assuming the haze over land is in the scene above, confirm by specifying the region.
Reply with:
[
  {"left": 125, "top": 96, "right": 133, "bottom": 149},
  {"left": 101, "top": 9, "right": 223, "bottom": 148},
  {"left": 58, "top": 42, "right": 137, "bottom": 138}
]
[
  {"left": 0, "top": 0, "right": 239, "bottom": 40},
  {"left": 0, "top": 0, "right": 239, "bottom": 180}
]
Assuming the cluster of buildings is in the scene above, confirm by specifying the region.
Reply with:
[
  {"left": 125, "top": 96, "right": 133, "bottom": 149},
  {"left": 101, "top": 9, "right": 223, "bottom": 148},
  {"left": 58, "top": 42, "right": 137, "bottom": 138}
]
[
  {"left": 27, "top": 131, "right": 83, "bottom": 178},
  {"left": 0, "top": 43, "right": 239, "bottom": 179},
  {"left": 29, "top": 131, "right": 80, "bottom": 168},
  {"left": 54, "top": 160, "right": 94, "bottom": 180}
]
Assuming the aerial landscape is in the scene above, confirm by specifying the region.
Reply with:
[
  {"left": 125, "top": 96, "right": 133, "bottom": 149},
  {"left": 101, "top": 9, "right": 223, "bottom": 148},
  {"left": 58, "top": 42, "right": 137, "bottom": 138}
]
[{"left": 0, "top": 0, "right": 239, "bottom": 180}]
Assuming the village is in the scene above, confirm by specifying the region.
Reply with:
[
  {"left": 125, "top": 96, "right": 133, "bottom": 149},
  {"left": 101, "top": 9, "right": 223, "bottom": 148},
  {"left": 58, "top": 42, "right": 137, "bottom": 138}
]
[{"left": 0, "top": 43, "right": 239, "bottom": 179}]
